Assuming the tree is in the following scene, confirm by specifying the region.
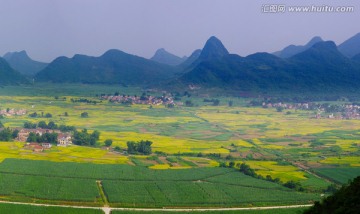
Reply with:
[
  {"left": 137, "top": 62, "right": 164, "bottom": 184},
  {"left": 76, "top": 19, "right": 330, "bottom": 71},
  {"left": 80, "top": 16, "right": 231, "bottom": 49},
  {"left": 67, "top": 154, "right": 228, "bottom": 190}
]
[
  {"left": 29, "top": 112, "right": 38, "bottom": 118},
  {"left": 276, "top": 106, "right": 284, "bottom": 112},
  {"left": 126, "top": 140, "right": 152, "bottom": 155},
  {"left": 228, "top": 100, "right": 233, "bottom": 107},
  {"left": 0, "top": 128, "right": 13, "bottom": 141},
  {"left": 48, "top": 121, "right": 57, "bottom": 129},
  {"left": 12, "top": 129, "right": 19, "bottom": 139},
  {"left": 81, "top": 112, "right": 89, "bottom": 118},
  {"left": 114, "top": 146, "right": 121, "bottom": 152},
  {"left": 38, "top": 121, "right": 47, "bottom": 129},
  {"left": 26, "top": 132, "right": 38, "bottom": 142},
  {"left": 64, "top": 112, "right": 69, "bottom": 116},
  {"left": 137, "top": 140, "right": 152, "bottom": 155},
  {"left": 24, "top": 121, "right": 36, "bottom": 129},
  {"left": 126, "top": 141, "right": 137, "bottom": 154},
  {"left": 104, "top": 139, "right": 113, "bottom": 147},
  {"left": 0, "top": 121, "right": 4, "bottom": 128},
  {"left": 185, "top": 100, "right": 194, "bottom": 107},
  {"left": 45, "top": 113, "right": 52, "bottom": 118},
  {"left": 73, "top": 129, "right": 100, "bottom": 146},
  {"left": 304, "top": 176, "right": 360, "bottom": 214},
  {"left": 212, "top": 99, "right": 220, "bottom": 106}
]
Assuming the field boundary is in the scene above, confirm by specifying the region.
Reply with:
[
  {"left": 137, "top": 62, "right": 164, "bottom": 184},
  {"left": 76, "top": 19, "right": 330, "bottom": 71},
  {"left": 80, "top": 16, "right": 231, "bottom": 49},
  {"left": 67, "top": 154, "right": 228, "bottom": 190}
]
[{"left": 0, "top": 200, "right": 312, "bottom": 213}]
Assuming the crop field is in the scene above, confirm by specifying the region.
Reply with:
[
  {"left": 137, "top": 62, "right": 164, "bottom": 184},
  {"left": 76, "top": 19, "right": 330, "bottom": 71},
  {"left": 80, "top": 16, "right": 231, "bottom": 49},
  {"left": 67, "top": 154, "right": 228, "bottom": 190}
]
[
  {"left": 0, "top": 203, "right": 103, "bottom": 214},
  {"left": 0, "top": 84, "right": 359, "bottom": 208},
  {"left": 0, "top": 159, "right": 320, "bottom": 207},
  {"left": 313, "top": 167, "right": 360, "bottom": 184},
  {"left": 111, "top": 207, "right": 308, "bottom": 214}
]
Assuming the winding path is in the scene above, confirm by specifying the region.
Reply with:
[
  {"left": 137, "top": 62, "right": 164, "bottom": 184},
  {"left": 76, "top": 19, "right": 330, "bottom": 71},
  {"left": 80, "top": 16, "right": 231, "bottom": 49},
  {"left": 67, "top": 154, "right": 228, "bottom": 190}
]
[{"left": 0, "top": 200, "right": 312, "bottom": 213}]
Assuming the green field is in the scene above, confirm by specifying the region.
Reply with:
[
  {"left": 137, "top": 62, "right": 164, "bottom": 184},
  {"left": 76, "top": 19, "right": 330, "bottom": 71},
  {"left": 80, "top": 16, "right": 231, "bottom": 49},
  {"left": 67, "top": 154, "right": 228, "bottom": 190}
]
[
  {"left": 111, "top": 207, "right": 308, "bottom": 214},
  {"left": 313, "top": 167, "right": 360, "bottom": 184},
  {"left": 0, "top": 159, "right": 320, "bottom": 207},
  {"left": 0, "top": 203, "right": 103, "bottom": 214}
]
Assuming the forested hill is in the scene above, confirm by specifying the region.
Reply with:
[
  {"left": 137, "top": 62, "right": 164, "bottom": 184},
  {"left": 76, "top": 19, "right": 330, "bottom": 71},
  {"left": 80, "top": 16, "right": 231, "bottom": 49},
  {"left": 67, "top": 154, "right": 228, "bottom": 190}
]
[
  {"left": 0, "top": 57, "right": 29, "bottom": 85},
  {"left": 35, "top": 49, "right": 178, "bottom": 86}
]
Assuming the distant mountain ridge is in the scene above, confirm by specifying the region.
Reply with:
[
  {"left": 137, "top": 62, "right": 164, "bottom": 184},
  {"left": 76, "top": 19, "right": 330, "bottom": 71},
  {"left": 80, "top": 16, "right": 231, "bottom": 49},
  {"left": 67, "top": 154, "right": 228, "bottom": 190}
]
[
  {"left": 273, "top": 36, "right": 323, "bottom": 58},
  {"left": 0, "top": 57, "right": 29, "bottom": 85},
  {"left": 32, "top": 32, "right": 360, "bottom": 92},
  {"left": 150, "top": 48, "right": 187, "bottom": 66},
  {"left": 3, "top": 51, "right": 48, "bottom": 76},
  {"left": 338, "top": 32, "right": 360, "bottom": 58},
  {"left": 35, "top": 49, "right": 177, "bottom": 85},
  {"left": 175, "top": 37, "right": 360, "bottom": 91}
]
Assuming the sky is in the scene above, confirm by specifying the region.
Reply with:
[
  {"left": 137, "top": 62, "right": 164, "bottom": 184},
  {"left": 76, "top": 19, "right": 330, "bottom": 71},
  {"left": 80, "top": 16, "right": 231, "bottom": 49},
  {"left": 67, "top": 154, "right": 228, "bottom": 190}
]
[{"left": 0, "top": 0, "right": 359, "bottom": 62}]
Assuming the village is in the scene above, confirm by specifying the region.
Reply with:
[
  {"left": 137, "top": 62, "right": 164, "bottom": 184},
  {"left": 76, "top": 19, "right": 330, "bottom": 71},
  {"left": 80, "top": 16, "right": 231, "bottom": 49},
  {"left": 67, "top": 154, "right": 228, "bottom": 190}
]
[
  {"left": 0, "top": 108, "right": 27, "bottom": 117},
  {"left": 259, "top": 102, "right": 360, "bottom": 120},
  {"left": 100, "top": 93, "right": 182, "bottom": 106},
  {"left": 17, "top": 128, "right": 72, "bottom": 152}
]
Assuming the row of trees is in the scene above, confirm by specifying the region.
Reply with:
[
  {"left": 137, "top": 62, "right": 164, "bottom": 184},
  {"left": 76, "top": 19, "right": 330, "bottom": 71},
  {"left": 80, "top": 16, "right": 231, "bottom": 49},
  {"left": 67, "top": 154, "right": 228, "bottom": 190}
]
[
  {"left": 29, "top": 112, "right": 52, "bottom": 118},
  {"left": 23, "top": 121, "right": 75, "bottom": 132},
  {"left": 27, "top": 132, "right": 58, "bottom": 144}
]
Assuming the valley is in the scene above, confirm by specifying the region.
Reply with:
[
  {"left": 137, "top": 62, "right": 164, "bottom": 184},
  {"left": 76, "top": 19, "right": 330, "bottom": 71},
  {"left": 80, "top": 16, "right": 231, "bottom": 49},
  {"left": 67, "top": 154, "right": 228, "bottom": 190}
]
[{"left": 0, "top": 84, "right": 359, "bottom": 213}]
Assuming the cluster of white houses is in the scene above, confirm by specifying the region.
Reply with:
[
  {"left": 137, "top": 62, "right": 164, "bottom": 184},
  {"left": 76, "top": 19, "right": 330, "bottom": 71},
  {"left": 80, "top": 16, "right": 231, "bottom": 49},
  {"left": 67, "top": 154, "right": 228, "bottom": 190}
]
[
  {"left": 0, "top": 109, "right": 27, "bottom": 116},
  {"left": 100, "top": 94, "right": 182, "bottom": 106},
  {"left": 17, "top": 128, "right": 72, "bottom": 149}
]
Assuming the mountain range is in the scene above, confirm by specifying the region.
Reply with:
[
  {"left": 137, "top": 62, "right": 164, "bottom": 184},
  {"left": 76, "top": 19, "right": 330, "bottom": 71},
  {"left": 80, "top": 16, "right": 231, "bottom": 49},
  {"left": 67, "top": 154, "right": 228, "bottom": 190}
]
[
  {"left": 1, "top": 32, "right": 360, "bottom": 91},
  {"left": 0, "top": 57, "right": 28, "bottom": 85},
  {"left": 35, "top": 49, "right": 177, "bottom": 85},
  {"left": 177, "top": 38, "right": 360, "bottom": 91},
  {"left": 150, "top": 48, "right": 187, "bottom": 66},
  {"left": 3, "top": 51, "right": 48, "bottom": 76}
]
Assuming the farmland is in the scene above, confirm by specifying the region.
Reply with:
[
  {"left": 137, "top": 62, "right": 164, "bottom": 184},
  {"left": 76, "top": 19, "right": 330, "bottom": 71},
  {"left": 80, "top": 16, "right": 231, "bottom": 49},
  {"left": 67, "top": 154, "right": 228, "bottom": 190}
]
[
  {"left": 0, "top": 83, "right": 359, "bottom": 210},
  {"left": 0, "top": 159, "right": 320, "bottom": 207}
]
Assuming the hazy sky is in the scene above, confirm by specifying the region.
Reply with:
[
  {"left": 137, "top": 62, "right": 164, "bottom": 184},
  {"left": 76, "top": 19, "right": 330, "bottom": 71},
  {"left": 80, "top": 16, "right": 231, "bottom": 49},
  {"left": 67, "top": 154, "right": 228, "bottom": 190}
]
[{"left": 0, "top": 0, "right": 359, "bottom": 62}]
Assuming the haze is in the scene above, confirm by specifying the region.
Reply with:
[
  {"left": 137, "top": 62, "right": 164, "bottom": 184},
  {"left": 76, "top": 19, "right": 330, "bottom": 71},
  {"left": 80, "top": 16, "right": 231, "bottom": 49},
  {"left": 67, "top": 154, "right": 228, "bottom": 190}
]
[{"left": 0, "top": 0, "right": 359, "bottom": 62}]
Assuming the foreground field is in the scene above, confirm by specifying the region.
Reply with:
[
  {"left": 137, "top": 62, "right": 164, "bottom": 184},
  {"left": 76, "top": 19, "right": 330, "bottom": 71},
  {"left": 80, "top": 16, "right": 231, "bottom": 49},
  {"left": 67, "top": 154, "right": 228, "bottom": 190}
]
[
  {"left": 0, "top": 159, "right": 320, "bottom": 207},
  {"left": 0, "top": 203, "right": 103, "bottom": 214}
]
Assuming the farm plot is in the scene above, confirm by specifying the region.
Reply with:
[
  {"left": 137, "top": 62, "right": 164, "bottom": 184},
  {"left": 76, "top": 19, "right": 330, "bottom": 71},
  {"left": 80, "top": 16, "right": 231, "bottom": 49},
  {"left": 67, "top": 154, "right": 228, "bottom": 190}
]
[
  {"left": 313, "top": 167, "right": 360, "bottom": 184},
  {"left": 0, "top": 159, "right": 231, "bottom": 181},
  {"left": 0, "top": 203, "right": 103, "bottom": 214},
  {"left": 103, "top": 180, "right": 320, "bottom": 207},
  {"left": 0, "top": 173, "right": 99, "bottom": 202}
]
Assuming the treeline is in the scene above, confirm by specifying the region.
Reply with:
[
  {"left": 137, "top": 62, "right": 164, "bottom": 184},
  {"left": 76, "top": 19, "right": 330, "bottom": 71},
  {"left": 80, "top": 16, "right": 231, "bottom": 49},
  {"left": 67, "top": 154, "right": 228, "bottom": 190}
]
[
  {"left": 203, "top": 98, "right": 220, "bottom": 106},
  {"left": 304, "top": 176, "right": 360, "bottom": 214},
  {"left": 24, "top": 121, "right": 75, "bottom": 132},
  {"left": 70, "top": 98, "right": 101, "bottom": 104},
  {"left": 27, "top": 132, "right": 58, "bottom": 144},
  {"left": 73, "top": 129, "right": 100, "bottom": 146},
  {"left": 29, "top": 112, "right": 52, "bottom": 118},
  {"left": 0, "top": 128, "right": 19, "bottom": 141},
  {"left": 127, "top": 140, "right": 152, "bottom": 155},
  {"left": 220, "top": 162, "right": 305, "bottom": 191}
]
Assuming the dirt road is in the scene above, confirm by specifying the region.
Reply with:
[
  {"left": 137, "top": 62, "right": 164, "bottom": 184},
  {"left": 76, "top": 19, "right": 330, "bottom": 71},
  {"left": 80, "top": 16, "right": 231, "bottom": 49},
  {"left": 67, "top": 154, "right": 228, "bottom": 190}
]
[{"left": 0, "top": 200, "right": 312, "bottom": 213}]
